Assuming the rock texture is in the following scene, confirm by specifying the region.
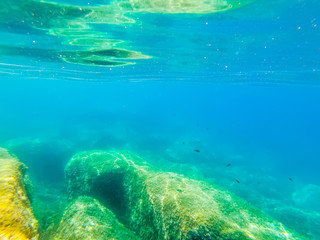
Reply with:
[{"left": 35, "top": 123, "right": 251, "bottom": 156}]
[
  {"left": 54, "top": 196, "right": 139, "bottom": 240},
  {"left": 66, "top": 150, "right": 303, "bottom": 240},
  {"left": 0, "top": 147, "right": 38, "bottom": 240}
]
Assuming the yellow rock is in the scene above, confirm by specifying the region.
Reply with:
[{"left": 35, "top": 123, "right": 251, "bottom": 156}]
[{"left": 0, "top": 148, "right": 38, "bottom": 240}]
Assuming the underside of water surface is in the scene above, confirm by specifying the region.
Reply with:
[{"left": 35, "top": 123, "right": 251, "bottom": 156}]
[{"left": 0, "top": 0, "right": 320, "bottom": 239}]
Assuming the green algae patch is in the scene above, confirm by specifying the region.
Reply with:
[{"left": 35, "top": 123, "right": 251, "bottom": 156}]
[
  {"left": 54, "top": 196, "right": 139, "bottom": 240},
  {"left": 65, "top": 150, "right": 304, "bottom": 240}
]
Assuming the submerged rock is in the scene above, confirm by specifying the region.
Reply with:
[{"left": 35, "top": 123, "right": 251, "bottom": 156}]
[
  {"left": 66, "top": 150, "right": 304, "bottom": 240},
  {"left": 54, "top": 196, "right": 139, "bottom": 240},
  {"left": 0, "top": 147, "right": 39, "bottom": 240},
  {"left": 292, "top": 184, "right": 320, "bottom": 213}
]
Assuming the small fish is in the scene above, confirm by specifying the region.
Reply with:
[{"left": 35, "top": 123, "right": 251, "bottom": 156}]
[
  {"left": 235, "top": 179, "right": 240, "bottom": 183},
  {"left": 289, "top": 178, "right": 293, "bottom": 182},
  {"left": 194, "top": 149, "right": 200, "bottom": 153},
  {"left": 226, "top": 163, "right": 231, "bottom": 167},
  {"left": 182, "top": 142, "right": 185, "bottom": 144}
]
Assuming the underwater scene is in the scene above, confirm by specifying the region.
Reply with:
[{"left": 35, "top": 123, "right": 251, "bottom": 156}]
[{"left": 0, "top": 0, "right": 320, "bottom": 239}]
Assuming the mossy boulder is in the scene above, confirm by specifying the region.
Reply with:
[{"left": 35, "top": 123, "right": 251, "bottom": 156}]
[
  {"left": 66, "top": 150, "right": 304, "bottom": 240},
  {"left": 0, "top": 147, "right": 38, "bottom": 240},
  {"left": 54, "top": 196, "right": 139, "bottom": 240}
]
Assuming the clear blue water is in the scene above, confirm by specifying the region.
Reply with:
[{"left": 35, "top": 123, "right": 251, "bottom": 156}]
[{"left": 1, "top": 0, "right": 320, "bottom": 238}]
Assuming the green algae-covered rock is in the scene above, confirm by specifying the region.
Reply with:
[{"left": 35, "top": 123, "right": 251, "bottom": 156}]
[
  {"left": 54, "top": 196, "right": 139, "bottom": 240},
  {"left": 65, "top": 150, "right": 303, "bottom": 240}
]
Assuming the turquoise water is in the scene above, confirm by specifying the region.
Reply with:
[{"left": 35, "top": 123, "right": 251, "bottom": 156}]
[{"left": 1, "top": 0, "right": 320, "bottom": 239}]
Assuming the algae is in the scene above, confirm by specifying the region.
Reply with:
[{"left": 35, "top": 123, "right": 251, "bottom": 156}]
[
  {"left": 0, "top": 146, "right": 303, "bottom": 239},
  {"left": 54, "top": 196, "right": 139, "bottom": 240},
  {"left": 66, "top": 150, "right": 304, "bottom": 240},
  {"left": 0, "top": 147, "right": 39, "bottom": 240}
]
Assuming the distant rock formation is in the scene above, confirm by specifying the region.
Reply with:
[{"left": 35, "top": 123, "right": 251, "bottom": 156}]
[
  {"left": 0, "top": 148, "right": 38, "bottom": 240},
  {"left": 65, "top": 150, "right": 303, "bottom": 240}
]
